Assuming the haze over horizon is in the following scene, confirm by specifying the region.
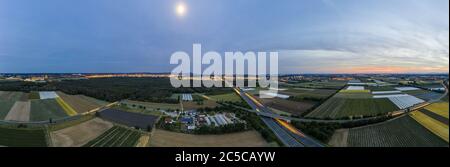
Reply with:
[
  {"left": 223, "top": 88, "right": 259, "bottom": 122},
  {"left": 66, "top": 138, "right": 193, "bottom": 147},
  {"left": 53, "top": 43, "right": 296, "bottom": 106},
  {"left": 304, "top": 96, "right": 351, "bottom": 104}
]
[{"left": 0, "top": 0, "right": 448, "bottom": 74}]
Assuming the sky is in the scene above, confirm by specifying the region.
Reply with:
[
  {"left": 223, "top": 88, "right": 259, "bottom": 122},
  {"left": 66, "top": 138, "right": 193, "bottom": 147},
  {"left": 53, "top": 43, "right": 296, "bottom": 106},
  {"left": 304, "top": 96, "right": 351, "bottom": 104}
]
[{"left": 0, "top": 0, "right": 448, "bottom": 73}]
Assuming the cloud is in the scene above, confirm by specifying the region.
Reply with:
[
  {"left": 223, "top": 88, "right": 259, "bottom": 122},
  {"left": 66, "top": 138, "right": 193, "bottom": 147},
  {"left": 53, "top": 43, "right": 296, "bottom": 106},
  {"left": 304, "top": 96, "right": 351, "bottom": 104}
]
[{"left": 277, "top": 8, "right": 449, "bottom": 74}]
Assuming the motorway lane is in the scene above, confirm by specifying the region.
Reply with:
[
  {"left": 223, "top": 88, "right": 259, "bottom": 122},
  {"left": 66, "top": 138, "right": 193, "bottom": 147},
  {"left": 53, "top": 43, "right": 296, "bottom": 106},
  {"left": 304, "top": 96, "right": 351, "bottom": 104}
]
[
  {"left": 261, "top": 117, "right": 304, "bottom": 147},
  {"left": 235, "top": 88, "right": 324, "bottom": 147},
  {"left": 234, "top": 88, "right": 304, "bottom": 147}
]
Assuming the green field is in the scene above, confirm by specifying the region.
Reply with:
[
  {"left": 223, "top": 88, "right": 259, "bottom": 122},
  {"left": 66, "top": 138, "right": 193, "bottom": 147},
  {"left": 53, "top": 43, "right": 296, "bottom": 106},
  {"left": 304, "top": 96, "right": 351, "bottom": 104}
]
[
  {"left": 30, "top": 99, "right": 68, "bottom": 121},
  {"left": 403, "top": 89, "right": 429, "bottom": 95},
  {"left": 28, "top": 91, "right": 40, "bottom": 100},
  {"left": 0, "top": 127, "right": 48, "bottom": 147},
  {"left": 78, "top": 95, "right": 109, "bottom": 106},
  {"left": 121, "top": 100, "right": 180, "bottom": 111},
  {"left": 83, "top": 126, "right": 142, "bottom": 147},
  {"left": 334, "top": 91, "right": 372, "bottom": 99},
  {"left": 286, "top": 81, "right": 346, "bottom": 89},
  {"left": 209, "top": 92, "right": 242, "bottom": 102},
  {"left": 112, "top": 104, "right": 162, "bottom": 116},
  {"left": 48, "top": 114, "right": 95, "bottom": 131},
  {"left": 306, "top": 97, "right": 399, "bottom": 119},
  {"left": 347, "top": 116, "right": 448, "bottom": 147},
  {"left": 0, "top": 100, "right": 15, "bottom": 119},
  {"left": 282, "top": 88, "right": 336, "bottom": 100},
  {"left": 443, "top": 95, "right": 449, "bottom": 102},
  {"left": 170, "top": 94, "right": 181, "bottom": 100},
  {"left": 0, "top": 91, "right": 24, "bottom": 101},
  {"left": 367, "top": 86, "right": 397, "bottom": 91}
]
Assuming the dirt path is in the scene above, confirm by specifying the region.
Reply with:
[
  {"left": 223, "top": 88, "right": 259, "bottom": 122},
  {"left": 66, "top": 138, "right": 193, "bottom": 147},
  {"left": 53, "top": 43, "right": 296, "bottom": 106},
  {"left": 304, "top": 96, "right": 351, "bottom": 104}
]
[
  {"left": 4, "top": 101, "right": 31, "bottom": 122},
  {"left": 50, "top": 118, "right": 113, "bottom": 147},
  {"left": 328, "top": 129, "right": 348, "bottom": 147}
]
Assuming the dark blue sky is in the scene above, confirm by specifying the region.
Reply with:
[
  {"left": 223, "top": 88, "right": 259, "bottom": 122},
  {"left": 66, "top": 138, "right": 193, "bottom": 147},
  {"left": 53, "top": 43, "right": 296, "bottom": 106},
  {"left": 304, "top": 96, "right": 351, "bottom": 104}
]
[{"left": 0, "top": 0, "right": 448, "bottom": 73}]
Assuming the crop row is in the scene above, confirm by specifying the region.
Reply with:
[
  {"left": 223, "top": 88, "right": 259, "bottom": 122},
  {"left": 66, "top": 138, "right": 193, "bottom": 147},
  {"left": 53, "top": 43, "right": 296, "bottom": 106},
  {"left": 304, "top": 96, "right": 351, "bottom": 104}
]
[
  {"left": 83, "top": 126, "right": 142, "bottom": 147},
  {"left": 347, "top": 116, "right": 447, "bottom": 147}
]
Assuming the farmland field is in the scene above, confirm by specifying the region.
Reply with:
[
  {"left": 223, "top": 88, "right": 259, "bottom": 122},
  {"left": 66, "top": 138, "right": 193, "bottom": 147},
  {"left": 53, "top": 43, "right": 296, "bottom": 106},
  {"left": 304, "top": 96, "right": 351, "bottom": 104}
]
[
  {"left": 414, "top": 92, "right": 442, "bottom": 101},
  {"left": 0, "top": 100, "right": 15, "bottom": 119},
  {"left": 279, "top": 88, "right": 313, "bottom": 95},
  {"left": 410, "top": 111, "right": 449, "bottom": 142},
  {"left": 4, "top": 101, "right": 31, "bottom": 121},
  {"left": 0, "top": 127, "right": 48, "bottom": 147},
  {"left": 258, "top": 97, "right": 316, "bottom": 115},
  {"left": 403, "top": 89, "right": 430, "bottom": 96},
  {"left": 150, "top": 129, "right": 268, "bottom": 147},
  {"left": 334, "top": 92, "right": 372, "bottom": 99},
  {"left": 78, "top": 95, "right": 109, "bottom": 106},
  {"left": 28, "top": 91, "right": 40, "bottom": 100},
  {"left": 51, "top": 118, "right": 113, "bottom": 147},
  {"left": 48, "top": 114, "right": 96, "bottom": 131},
  {"left": 83, "top": 126, "right": 142, "bottom": 147},
  {"left": 0, "top": 91, "right": 24, "bottom": 101},
  {"left": 170, "top": 93, "right": 180, "bottom": 100},
  {"left": 30, "top": 99, "right": 68, "bottom": 121},
  {"left": 98, "top": 109, "right": 159, "bottom": 130},
  {"left": 339, "top": 89, "right": 370, "bottom": 93},
  {"left": 367, "top": 86, "right": 397, "bottom": 91},
  {"left": 136, "top": 134, "right": 150, "bottom": 147},
  {"left": 442, "top": 94, "right": 449, "bottom": 102},
  {"left": 122, "top": 100, "right": 180, "bottom": 111},
  {"left": 340, "top": 116, "right": 448, "bottom": 147},
  {"left": 424, "top": 102, "right": 449, "bottom": 118},
  {"left": 419, "top": 109, "right": 449, "bottom": 125},
  {"left": 56, "top": 97, "right": 78, "bottom": 116},
  {"left": 286, "top": 81, "right": 346, "bottom": 89},
  {"left": 209, "top": 93, "right": 242, "bottom": 102},
  {"left": 306, "top": 97, "right": 398, "bottom": 119},
  {"left": 182, "top": 100, "right": 219, "bottom": 110},
  {"left": 112, "top": 104, "right": 162, "bottom": 116},
  {"left": 280, "top": 88, "right": 336, "bottom": 100},
  {"left": 57, "top": 92, "right": 105, "bottom": 113}
]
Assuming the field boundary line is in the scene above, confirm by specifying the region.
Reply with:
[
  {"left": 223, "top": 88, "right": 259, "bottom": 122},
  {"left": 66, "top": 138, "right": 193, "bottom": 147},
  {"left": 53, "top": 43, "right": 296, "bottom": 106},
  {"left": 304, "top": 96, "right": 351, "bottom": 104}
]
[
  {"left": 89, "top": 127, "right": 119, "bottom": 147},
  {"left": 44, "top": 125, "right": 53, "bottom": 147},
  {"left": 117, "top": 131, "right": 134, "bottom": 146},
  {"left": 112, "top": 129, "right": 132, "bottom": 146},
  {"left": 56, "top": 97, "right": 77, "bottom": 116},
  {"left": 410, "top": 111, "right": 449, "bottom": 142}
]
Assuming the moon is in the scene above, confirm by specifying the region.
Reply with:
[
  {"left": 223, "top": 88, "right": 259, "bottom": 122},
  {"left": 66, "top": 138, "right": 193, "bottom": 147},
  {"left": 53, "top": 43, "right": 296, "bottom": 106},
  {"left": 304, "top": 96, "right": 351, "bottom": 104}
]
[{"left": 176, "top": 2, "right": 187, "bottom": 17}]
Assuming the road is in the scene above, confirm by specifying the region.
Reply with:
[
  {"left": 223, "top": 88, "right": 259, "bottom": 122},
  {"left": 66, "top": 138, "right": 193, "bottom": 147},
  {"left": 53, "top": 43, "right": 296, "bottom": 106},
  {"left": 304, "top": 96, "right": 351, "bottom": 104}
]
[
  {"left": 429, "top": 82, "right": 449, "bottom": 103},
  {"left": 234, "top": 88, "right": 323, "bottom": 147}
]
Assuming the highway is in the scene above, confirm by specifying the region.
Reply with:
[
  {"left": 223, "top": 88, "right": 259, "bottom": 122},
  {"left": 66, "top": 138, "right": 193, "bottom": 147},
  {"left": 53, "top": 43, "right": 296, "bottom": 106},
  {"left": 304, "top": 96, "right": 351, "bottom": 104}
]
[{"left": 234, "top": 88, "right": 323, "bottom": 147}]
